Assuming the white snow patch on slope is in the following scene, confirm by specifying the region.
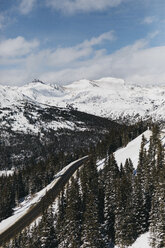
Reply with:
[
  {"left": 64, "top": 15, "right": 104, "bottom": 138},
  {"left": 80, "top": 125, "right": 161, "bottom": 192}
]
[
  {"left": 97, "top": 129, "right": 165, "bottom": 170},
  {"left": 97, "top": 158, "right": 106, "bottom": 171},
  {"left": 115, "top": 232, "right": 151, "bottom": 248},
  {"left": 0, "top": 169, "right": 14, "bottom": 177},
  {"left": 0, "top": 156, "right": 88, "bottom": 234},
  {"left": 115, "top": 130, "right": 152, "bottom": 169},
  {"left": 17, "top": 81, "right": 65, "bottom": 106}
]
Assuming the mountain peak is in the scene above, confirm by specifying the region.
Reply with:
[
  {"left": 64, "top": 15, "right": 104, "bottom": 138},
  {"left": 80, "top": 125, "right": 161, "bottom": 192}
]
[{"left": 32, "top": 79, "right": 45, "bottom": 84}]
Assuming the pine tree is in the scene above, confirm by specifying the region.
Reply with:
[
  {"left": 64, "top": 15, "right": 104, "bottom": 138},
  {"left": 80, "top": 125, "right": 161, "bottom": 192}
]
[
  {"left": 56, "top": 190, "right": 67, "bottom": 247},
  {"left": 156, "top": 138, "right": 164, "bottom": 173},
  {"left": 115, "top": 159, "right": 135, "bottom": 247},
  {"left": 64, "top": 175, "right": 82, "bottom": 248},
  {"left": 133, "top": 135, "right": 151, "bottom": 236},
  {"left": 104, "top": 153, "right": 119, "bottom": 247},
  {"left": 81, "top": 157, "right": 105, "bottom": 248},
  {"left": 149, "top": 143, "right": 165, "bottom": 248},
  {"left": 149, "top": 174, "right": 165, "bottom": 248},
  {"left": 41, "top": 206, "right": 58, "bottom": 248}
]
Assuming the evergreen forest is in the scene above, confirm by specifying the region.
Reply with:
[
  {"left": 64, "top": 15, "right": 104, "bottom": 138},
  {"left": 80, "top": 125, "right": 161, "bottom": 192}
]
[{"left": 1, "top": 124, "right": 165, "bottom": 248}]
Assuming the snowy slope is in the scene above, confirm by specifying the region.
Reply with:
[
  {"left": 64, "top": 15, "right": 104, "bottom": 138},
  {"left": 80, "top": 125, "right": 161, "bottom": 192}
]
[
  {"left": 17, "top": 77, "right": 165, "bottom": 123},
  {"left": 115, "top": 232, "right": 151, "bottom": 248},
  {"left": 98, "top": 129, "right": 165, "bottom": 170},
  {"left": 63, "top": 77, "right": 165, "bottom": 122},
  {"left": 17, "top": 81, "right": 65, "bottom": 106},
  {"left": 114, "top": 130, "right": 152, "bottom": 169},
  {"left": 0, "top": 77, "right": 165, "bottom": 134},
  {"left": 0, "top": 84, "right": 85, "bottom": 134}
]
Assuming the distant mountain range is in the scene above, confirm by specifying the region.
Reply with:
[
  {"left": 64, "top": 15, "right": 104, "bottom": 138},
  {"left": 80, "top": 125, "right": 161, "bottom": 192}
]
[{"left": 0, "top": 77, "right": 164, "bottom": 134}]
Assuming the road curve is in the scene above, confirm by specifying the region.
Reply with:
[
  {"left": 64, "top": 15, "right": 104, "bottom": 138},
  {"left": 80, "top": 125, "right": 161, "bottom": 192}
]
[{"left": 0, "top": 156, "right": 88, "bottom": 246}]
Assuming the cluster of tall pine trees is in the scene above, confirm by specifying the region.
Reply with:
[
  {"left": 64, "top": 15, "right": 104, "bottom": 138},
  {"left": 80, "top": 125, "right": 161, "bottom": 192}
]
[
  {"left": 0, "top": 122, "right": 144, "bottom": 223},
  {"left": 4, "top": 126, "right": 165, "bottom": 248}
]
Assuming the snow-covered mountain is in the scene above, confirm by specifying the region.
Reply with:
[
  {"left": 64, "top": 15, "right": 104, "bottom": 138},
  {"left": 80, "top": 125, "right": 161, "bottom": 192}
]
[
  {"left": 0, "top": 83, "right": 84, "bottom": 134},
  {"left": 1, "top": 80, "right": 124, "bottom": 169},
  {"left": 0, "top": 77, "right": 164, "bottom": 135},
  {"left": 18, "top": 77, "right": 165, "bottom": 123}
]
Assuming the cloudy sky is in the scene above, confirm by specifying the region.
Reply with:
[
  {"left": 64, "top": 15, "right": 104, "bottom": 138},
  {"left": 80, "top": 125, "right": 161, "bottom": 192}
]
[{"left": 0, "top": 0, "right": 165, "bottom": 85}]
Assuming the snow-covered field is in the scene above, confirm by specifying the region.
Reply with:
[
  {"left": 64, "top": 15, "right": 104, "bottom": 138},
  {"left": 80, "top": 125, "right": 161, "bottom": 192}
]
[{"left": 0, "top": 156, "right": 87, "bottom": 234}]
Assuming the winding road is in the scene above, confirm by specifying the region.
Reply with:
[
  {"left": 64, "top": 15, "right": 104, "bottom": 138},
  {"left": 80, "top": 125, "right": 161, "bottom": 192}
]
[{"left": 0, "top": 156, "right": 88, "bottom": 246}]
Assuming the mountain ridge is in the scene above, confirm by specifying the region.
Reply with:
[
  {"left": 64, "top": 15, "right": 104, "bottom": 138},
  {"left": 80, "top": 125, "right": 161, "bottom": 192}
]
[{"left": 0, "top": 77, "right": 164, "bottom": 130}]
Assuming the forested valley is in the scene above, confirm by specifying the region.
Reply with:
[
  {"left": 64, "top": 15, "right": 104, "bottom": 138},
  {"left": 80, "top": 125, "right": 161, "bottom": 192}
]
[{"left": 1, "top": 123, "right": 164, "bottom": 248}]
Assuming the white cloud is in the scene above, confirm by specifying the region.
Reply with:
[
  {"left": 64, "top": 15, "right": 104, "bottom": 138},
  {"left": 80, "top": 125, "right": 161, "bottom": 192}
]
[
  {"left": 46, "top": 0, "right": 124, "bottom": 14},
  {"left": 0, "top": 32, "right": 114, "bottom": 84},
  {"left": 40, "top": 36, "right": 165, "bottom": 85},
  {"left": 0, "top": 69, "right": 28, "bottom": 86},
  {"left": 39, "top": 43, "right": 165, "bottom": 85},
  {"left": 24, "top": 31, "right": 115, "bottom": 68},
  {"left": 1, "top": 32, "right": 165, "bottom": 86},
  {"left": 142, "top": 16, "right": 156, "bottom": 24},
  {"left": 19, "top": 0, "right": 36, "bottom": 15},
  {"left": 81, "top": 31, "right": 116, "bottom": 47},
  {"left": 0, "top": 36, "right": 39, "bottom": 58}
]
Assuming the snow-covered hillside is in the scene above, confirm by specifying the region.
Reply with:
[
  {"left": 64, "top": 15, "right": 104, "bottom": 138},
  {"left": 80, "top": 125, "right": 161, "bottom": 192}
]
[
  {"left": 0, "top": 77, "right": 165, "bottom": 134},
  {"left": 18, "top": 77, "right": 165, "bottom": 123},
  {"left": 0, "top": 84, "right": 76, "bottom": 134},
  {"left": 115, "top": 130, "right": 152, "bottom": 169},
  {"left": 98, "top": 129, "right": 165, "bottom": 170},
  {"left": 115, "top": 232, "right": 151, "bottom": 248},
  {"left": 115, "top": 129, "right": 165, "bottom": 168}
]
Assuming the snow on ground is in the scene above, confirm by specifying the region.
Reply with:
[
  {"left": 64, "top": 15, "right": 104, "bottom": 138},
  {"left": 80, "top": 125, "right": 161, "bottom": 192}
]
[
  {"left": 97, "top": 130, "right": 152, "bottom": 170},
  {"left": 0, "top": 156, "right": 88, "bottom": 234},
  {"left": 115, "top": 130, "right": 152, "bottom": 169},
  {"left": 0, "top": 169, "right": 14, "bottom": 177},
  {"left": 52, "top": 78, "right": 165, "bottom": 122},
  {"left": 115, "top": 232, "right": 151, "bottom": 248},
  {"left": 17, "top": 81, "right": 65, "bottom": 106},
  {"left": 97, "top": 158, "right": 106, "bottom": 171},
  {"left": 1, "top": 77, "right": 165, "bottom": 134},
  {"left": 97, "top": 129, "right": 165, "bottom": 170}
]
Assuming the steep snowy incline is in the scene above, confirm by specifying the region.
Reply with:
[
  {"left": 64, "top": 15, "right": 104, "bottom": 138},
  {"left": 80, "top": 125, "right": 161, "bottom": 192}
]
[
  {"left": 115, "top": 232, "right": 151, "bottom": 248},
  {"left": 116, "top": 130, "right": 165, "bottom": 168},
  {"left": 115, "top": 129, "right": 165, "bottom": 168},
  {"left": 114, "top": 130, "right": 152, "bottom": 169},
  {"left": 97, "top": 129, "right": 165, "bottom": 170}
]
